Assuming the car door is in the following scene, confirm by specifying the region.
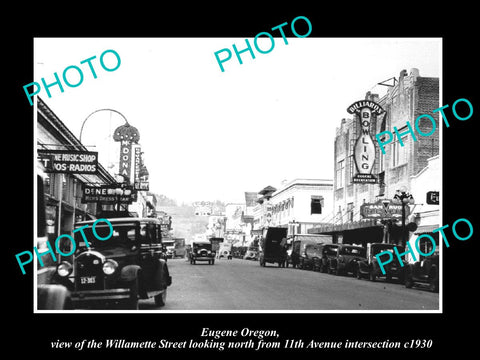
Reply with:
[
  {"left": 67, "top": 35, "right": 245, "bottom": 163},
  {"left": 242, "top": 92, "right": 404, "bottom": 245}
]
[{"left": 139, "top": 222, "right": 163, "bottom": 292}]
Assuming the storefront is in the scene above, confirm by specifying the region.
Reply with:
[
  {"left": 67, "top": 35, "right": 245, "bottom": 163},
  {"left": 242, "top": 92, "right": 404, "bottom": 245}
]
[
  {"left": 308, "top": 219, "right": 384, "bottom": 247},
  {"left": 37, "top": 97, "right": 116, "bottom": 282}
]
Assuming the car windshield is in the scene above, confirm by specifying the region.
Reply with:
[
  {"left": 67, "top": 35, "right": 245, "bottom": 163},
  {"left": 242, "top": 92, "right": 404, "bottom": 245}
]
[
  {"left": 324, "top": 246, "right": 338, "bottom": 256},
  {"left": 371, "top": 244, "right": 404, "bottom": 256},
  {"left": 340, "top": 246, "right": 366, "bottom": 257},
  {"left": 193, "top": 243, "right": 212, "bottom": 250},
  {"left": 306, "top": 245, "right": 321, "bottom": 256},
  {"left": 74, "top": 222, "right": 138, "bottom": 249}
]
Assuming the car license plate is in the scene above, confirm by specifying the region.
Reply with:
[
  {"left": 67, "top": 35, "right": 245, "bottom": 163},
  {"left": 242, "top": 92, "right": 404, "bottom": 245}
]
[{"left": 80, "top": 276, "right": 96, "bottom": 284}]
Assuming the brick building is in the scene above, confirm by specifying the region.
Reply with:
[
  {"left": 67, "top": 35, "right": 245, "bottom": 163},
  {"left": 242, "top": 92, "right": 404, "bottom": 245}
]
[{"left": 309, "top": 68, "right": 440, "bottom": 247}]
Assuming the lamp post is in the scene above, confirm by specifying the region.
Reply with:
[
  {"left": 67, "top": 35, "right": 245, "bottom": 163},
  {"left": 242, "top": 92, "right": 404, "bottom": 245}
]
[
  {"left": 394, "top": 186, "right": 414, "bottom": 248},
  {"left": 79, "top": 108, "right": 130, "bottom": 143},
  {"left": 114, "top": 174, "right": 131, "bottom": 213}
]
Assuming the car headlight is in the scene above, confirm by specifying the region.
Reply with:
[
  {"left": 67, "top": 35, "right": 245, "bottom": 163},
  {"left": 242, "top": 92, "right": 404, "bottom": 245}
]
[
  {"left": 57, "top": 261, "right": 73, "bottom": 277},
  {"left": 102, "top": 259, "right": 118, "bottom": 275}
]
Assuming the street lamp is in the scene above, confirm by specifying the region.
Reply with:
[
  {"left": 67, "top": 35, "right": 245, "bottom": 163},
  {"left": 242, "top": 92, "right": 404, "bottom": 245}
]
[
  {"left": 79, "top": 108, "right": 130, "bottom": 143},
  {"left": 114, "top": 174, "right": 131, "bottom": 212},
  {"left": 394, "top": 186, "right": 414, "bottom": 248}
]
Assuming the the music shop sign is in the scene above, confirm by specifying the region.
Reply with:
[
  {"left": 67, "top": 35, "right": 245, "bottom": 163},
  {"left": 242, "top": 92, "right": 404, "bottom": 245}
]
[
  {"left": 38, "top": 149, "right": 98, "bottom": 174},
  {"left": 347, "top": 100, "right": 385, "bottom": 184}
]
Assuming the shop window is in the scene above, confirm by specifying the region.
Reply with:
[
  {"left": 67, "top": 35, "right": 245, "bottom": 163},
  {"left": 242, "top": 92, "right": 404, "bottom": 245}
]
[
  {"left": 311, "top": 196, "right": 323, "bottom": 214},
  {"left": 416, "top": 233, "right": 439, "bottom": 260}
]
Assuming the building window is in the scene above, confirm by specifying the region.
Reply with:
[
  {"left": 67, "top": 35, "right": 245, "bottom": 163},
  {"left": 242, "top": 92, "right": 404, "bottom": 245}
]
[
  {"left": 336, "top": 159, "right": 345, "bottom": 188},
  {"left": 347, "top": 202, "right": 354, "bottom": 222},
  {"left": 311, "top": 196, "right": 323, "bottom": 214},
  {"left": 378, "top": 143, "right": 385, "bottom": 173},
  {"left": 378, "top": 171, "right": 385, "bottom": 196},
  {"left": 392, "top": 130, "right": 409, "bottom": 167}
]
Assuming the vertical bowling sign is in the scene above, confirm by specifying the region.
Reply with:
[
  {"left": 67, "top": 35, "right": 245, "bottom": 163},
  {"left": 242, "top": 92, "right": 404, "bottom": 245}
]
[{"left": 347, "top": 100, "right": 385, "bottom": 184}]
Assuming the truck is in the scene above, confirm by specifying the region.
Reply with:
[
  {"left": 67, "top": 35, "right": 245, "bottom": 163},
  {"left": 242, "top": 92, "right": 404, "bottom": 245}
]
[
  {"left": 218, "top": 242, "right": 233, "bottom": 259},
  {"left": 163, "top": 237, "right": 186, "bottom": 259},
  {"left": 259, "top": 227, "right": 288, "bottom": 267},
  {"left": 163, "top": 237, "right": 186, "bottom": 258}
]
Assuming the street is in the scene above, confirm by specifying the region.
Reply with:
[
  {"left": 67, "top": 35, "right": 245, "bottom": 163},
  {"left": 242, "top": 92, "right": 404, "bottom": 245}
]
[{"left": 139, "top": 257, "right": 439, "bottom": 311}]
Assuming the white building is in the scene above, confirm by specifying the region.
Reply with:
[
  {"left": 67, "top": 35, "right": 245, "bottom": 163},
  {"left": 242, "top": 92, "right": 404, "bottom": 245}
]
[
  {"left": 253, "top": 179, "right": 334, "bottom": 237},
  {"left": 224, "top": 203, "right": 247, "bottom": 245},
  {"left": 406, "top": 155, "right": 440, "bottom": 262}
]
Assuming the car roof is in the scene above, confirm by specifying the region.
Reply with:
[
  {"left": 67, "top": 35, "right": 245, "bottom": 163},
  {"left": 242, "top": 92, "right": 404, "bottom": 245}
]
[{"left": 75, "top": 217, "right": 161, "bottom": 226}]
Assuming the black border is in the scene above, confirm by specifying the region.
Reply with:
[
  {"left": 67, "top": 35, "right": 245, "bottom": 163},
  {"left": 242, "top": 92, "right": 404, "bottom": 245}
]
[{"left": 10, "top": 4, "right": 478, "bottom": 355}]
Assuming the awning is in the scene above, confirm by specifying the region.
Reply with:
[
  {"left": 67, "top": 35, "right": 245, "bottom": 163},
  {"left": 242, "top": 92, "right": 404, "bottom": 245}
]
[
  {"left": 308, "top": 219, "right": 381, "bottom": 234},
  {"left": 414, "top": 224, "right": 439, "bottom": 234}
]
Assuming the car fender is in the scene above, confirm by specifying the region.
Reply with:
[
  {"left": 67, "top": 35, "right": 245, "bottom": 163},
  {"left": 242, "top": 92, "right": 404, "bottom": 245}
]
[
  {"left": 357, "top": 260, "right": 370, "bottom": 273},
  {"left": 120, "top": 264, "right": 142, "bottom": 283},
  {"left": 157, "top": 258, "right": 172, "bottom": 287},
  {"left": 429, "top": 264, "right": 439, "bottom": 279},
  {"left": 120, "top": 265, "right": 147, "bottom": 297}
]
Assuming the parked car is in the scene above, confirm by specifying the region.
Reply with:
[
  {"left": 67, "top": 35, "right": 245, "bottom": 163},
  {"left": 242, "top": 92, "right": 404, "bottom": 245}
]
[
  {"left": 298, "top": 243, "right": 324, "bottom": 270},
  {"left": 259, "top": 227, "right": 288, "bottom": 267},
  {"left": 356, "top": 243, "right": 405, "bottom": 283},
  {"left": 54, "top": 217, "right": 172, "bottom": 310},
  {"left": 190, "top": 241, "right": 216, "bottom": 265},
  {"left": 218, "top": 244, "right": 233, "bottom": 259},
  {"left": 404, "top": 251, "right": 439, "bottom": 292},
  {"left": 289, "top": 235, "right": 327, "bottom": 268},
  {"left": 36, "top": 174, "right": 73, "bottom": 310},
  {"left": 319, "top": 244, "right": 340, "bottom": 273},
  {"left": 326, "top": 244, "right": 366, "bottom": 276},
  {"left": 243, "top": 250, "right": 258, "bottom": 260}
]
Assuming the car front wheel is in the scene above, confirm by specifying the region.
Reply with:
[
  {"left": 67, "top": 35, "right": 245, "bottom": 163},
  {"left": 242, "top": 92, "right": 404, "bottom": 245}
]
[
  {"left": 356, "top": 269, "right": 363, "bottom": 279},
  {"left": 154, "top": 289, "right": 167, "bottom": 307},
  {"left": 125, "top": 279, "right": 139, "bottom": 310},
  {"left": 429, "top": 277, "right": 439, "bottom": 293},
  {"left": 404, "top": 275, "right": 414, "bottom": 288}
]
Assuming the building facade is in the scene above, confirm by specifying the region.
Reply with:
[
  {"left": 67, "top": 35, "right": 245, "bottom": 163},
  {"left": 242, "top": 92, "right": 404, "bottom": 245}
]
[
  {"left": 310, "top": 68, "right": 440, "bottom": 249},
  {"left": 252, "top": 179, "right": 334, "bottom": 239},
  {"left": 37, "top": 98, "right": 117, "bottom": 281}
]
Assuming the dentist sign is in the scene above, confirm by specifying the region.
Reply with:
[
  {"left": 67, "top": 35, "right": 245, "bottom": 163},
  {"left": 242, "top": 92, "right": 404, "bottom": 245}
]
[{"left": 347, "top": 100, "right": 385, "bottom": 184}]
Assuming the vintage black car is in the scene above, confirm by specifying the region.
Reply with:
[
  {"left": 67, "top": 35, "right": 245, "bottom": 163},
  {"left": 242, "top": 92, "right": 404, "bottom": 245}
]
[
  {"left": 319, "top": 244, "right": 340, "bottom": 273},
  {"left": 327, "top": 244, "right": 366, "bottom": 276},
  {"left": 53, "top": 217, "right": 172, "bottom": 310},
  {"left": 298, "top": 243, "right": 323, "bottom": 270},
  {"left": 259, "top": 227, "right": 288, "bottom": 267},
  {"left": 291, "top": 238, "right": 320, "bottom": 268},
  {"left": 190, "top": 241, "right": 216, "bottom": 264},
  {"left": 404, "top": 252, "right": 439, "bottom": 292},
  {"left": 356, "top": 243, "right": 405, "bottom": 283}
]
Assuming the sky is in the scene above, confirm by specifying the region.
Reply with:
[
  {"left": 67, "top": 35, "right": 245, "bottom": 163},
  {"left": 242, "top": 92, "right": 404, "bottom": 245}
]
[{"left": 34, "top": 37, "right": 441, "bottom": 204}]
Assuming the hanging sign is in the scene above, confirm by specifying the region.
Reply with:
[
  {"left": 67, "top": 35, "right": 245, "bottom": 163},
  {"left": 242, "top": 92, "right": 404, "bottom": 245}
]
[
  {"left": 81, "top": 184, "right": 137, "bottom": 204},
  {"left": 38, "top": 150, "right": 98, "bottom": 174},
  {"left": 360, "top": 199, "right": 410, "bottom": 219}
]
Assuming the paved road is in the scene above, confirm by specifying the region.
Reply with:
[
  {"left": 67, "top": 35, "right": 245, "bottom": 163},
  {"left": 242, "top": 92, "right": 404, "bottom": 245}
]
[{"left": 139, "top": 258, "right": 439, "bottom": 311}]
